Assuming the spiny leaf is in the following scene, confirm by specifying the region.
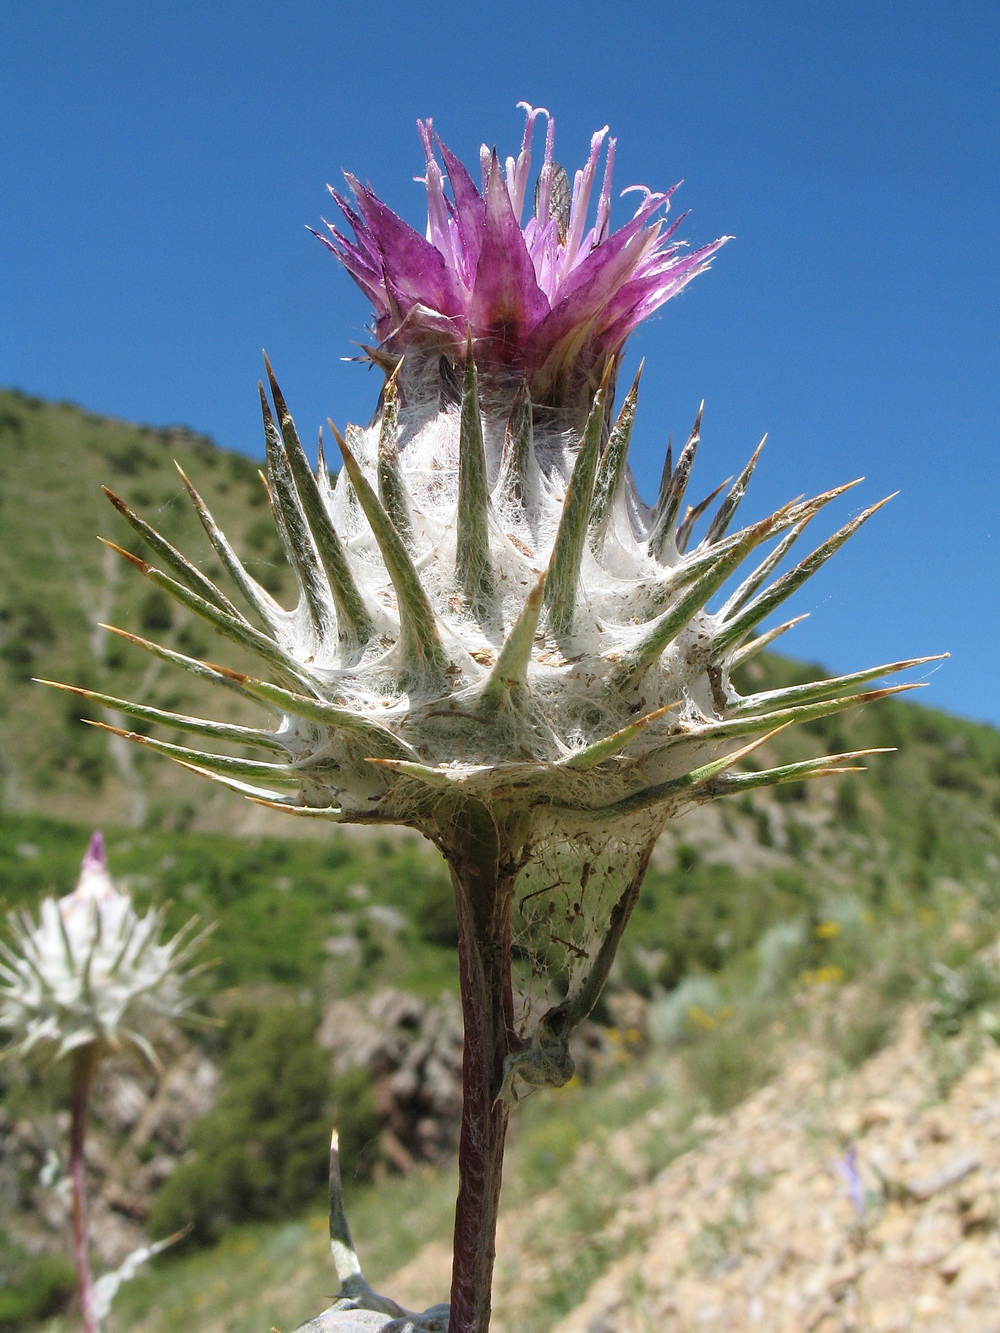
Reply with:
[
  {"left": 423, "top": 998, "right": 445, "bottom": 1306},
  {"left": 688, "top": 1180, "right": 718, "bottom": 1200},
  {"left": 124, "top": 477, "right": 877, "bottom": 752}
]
[
  {"left": 166, "top": 760, "right": 312, "bottom": 806},
  {"left": 175, "top": 464, "right": 282, "bottom": 627},
  {"left": 99, "top": 539, "right": 308, "bottom": 685},
  {"left": 262, "top": 361, "right": 374, "bottom": 654},
  {"left": 316, "top": 427, "right": 332, "bottom": 490},
  {"left": 731, "top": 655, "right": 946, "bottom": 715},
  {"left": 34, "top": 679, "right": 289, "bottom": 752},
  {"left": 719, "top": 479, "right": 865, "bottom": 622},
  {"left": 713, "top": 494, "right": 895, "bottom": 658},
  {"left": 646, "top": 525, "right": 760, "bottom": 611},
  {"left": 696, "top": 748, "right": 896, "bottom": 798},
  {"left": 332, "top": 426, "right": 449, "bottom": 695},
  {"left": 456, "top": 347, "right": 499, "bottom": 628},
  {"left": 98, "top": 624, "right": 266, "bottom": 703},
  {"left": 662, "top": 684, "right": 922, "bottom": 747},
  {"left": 246, "top": 798, "right": 350, "bottom": 820},
  {"left": 544, "top": 369, "right": 610, "bottom": 640},
  {"left": 670, "top": 723, "right": 791, "bottom": 788},
  {"left": 219, "top": 670, "right": 419, "bottom": 758},
  {"left": 583, "top": 727, "right": 790, "bottom": 819},
  {"left": 559, "top": 703, "right": 679, "bottom": 771},
  {"left": 780, "top": 478, "right": 865, "bottom": 528},
  {"left": 83, "top": 721, "right": 302, "bottom": 783},
  {"left": 703, "top": 437, "right": 766, "bottom": 547},
  {"left": 365, "top": 758, "right": 458, "bottom": 790},
  {"left": 259, "top": 385, "right": 335, "bottom": 644},
  {"left": 728, "top": 615, "right": 809, "bottom": 669},
  {"left": 649, "top": 403, "right": 702, "bottom": 559},
  {"left": 589, "top": 362, "right": 642, "bottom": 546},
  {"left": 375, "top": 363, "right": 414, "bottom": 548},
  {"left": 651, "top": 434, "right": 673, "bottom": 530},
  {"left": 717, "top": 518, "right": 810, "bottom": 620},
  {"left": 675, "top": 475, "right": 732, "bottom": 554},
  {"left": 646, "top": 492, "right": 806, "bottom": 611},
  {"left": 495, "top": 380, "right": 535, "bottom": 514},
  {"left": 103, "top": 488, "right": 245, "bottom": 621},
  {"left": 479, "top": 574, "right": 546, "bottom": 708},
  {"left": 612, "top": 517, "right": 774, "bottom": 691}
]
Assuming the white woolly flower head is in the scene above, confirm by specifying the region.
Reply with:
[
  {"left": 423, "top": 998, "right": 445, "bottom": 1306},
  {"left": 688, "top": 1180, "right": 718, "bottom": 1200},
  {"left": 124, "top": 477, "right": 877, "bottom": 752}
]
[
  {"left": 0, "top": 832, "right": 206, "bottom": 1065},
  {"left": 43, "top": 108, "right": 939, "bottom": 1100}
]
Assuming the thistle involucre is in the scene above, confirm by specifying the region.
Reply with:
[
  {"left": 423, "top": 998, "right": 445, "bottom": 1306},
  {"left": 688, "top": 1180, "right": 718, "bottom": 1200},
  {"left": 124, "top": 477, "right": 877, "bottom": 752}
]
[
  {"left": 47, "top": 106, "right": 937, "bottom": 1331},
  {"left": 0, "top": 832, "right": 203, "bottom": 1065}
]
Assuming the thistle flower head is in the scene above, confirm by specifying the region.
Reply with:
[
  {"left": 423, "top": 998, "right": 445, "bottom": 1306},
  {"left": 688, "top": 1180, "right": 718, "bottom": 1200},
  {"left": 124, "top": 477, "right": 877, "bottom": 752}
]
[
  {"left": 317, "top": 104, "right": 728, "bottom": 413},
  {"left": 47, "top": 106, "right": 938, "bottom": 1097},
  {"left": 0, "top": 832, "right": 205, "bottom": 1065}
]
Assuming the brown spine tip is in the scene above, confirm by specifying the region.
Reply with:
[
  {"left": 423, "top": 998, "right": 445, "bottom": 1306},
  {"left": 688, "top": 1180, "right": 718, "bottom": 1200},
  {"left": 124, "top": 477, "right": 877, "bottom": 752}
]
[
  {"left": 97, "top": 537, "right": 149, "bottom": 573},
  {"left": 102, "top": 486, "right": 129, "bottom": 512}
]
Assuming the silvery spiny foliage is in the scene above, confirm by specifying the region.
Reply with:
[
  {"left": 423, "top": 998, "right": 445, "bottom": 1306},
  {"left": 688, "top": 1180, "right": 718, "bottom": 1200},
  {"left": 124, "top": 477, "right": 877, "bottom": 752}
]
[{"left": 0, "top": 832, "right": 204, "bottom": 1065}]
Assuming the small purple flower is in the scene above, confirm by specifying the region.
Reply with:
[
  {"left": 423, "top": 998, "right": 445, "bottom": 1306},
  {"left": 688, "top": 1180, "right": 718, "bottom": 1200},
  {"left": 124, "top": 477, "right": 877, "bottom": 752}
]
[
  {"left": 836, "top": 1145, "right": 866, "bottom": 1221},
  {"left": 317, "top": 104, "right": 729, "bottom": 408}
]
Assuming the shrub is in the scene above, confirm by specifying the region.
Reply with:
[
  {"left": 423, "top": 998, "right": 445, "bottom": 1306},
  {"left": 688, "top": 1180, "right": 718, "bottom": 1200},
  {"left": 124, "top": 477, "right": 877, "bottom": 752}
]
[
  {"left": 926, "top": 958, "right": 1000, "bottom": 1038},
  {"left": 648, "top": 976, "right": 723, "bottom": 1047},
  {"left": 683, "top": 1015, "right": 776, "bottom": 1113},
  {"left": 148, "top": 1006, "right": 341, "bottom": 1244},
  {"left": 754, "top": 919, "right": 809, "bottom": 997},
  {"left": 0, "top": 1231, "right": 75, "bottom": 1330}
]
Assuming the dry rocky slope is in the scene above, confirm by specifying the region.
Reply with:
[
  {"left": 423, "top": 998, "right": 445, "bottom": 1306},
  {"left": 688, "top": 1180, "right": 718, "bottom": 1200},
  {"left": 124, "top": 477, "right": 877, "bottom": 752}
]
[{"left": 389, "top": 1004, "right": 1000, "bottom": 1332}]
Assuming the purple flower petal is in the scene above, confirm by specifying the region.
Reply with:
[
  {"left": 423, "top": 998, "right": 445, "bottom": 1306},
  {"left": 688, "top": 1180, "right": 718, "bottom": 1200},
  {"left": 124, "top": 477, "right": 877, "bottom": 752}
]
[
  {"left": 83, "top": 831, "right": 107, "bottom": 874},
  {"left": 438, "top": 139, "right": 486, "bottom": 284},
  {"left": 469, "top": 152, "right": 549, "bottom": 363},
  {"left": 522, "top": 206, "right": 669, "bottom": 369},
  {"left": 346, "top": 176, "right": 465, "bottom": 318}
]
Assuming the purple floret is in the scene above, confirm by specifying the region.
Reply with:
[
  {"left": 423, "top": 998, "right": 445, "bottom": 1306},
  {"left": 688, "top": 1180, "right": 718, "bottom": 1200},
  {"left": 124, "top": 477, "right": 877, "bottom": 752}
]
[{"left": 316, "top": 105, "right": 729, "bottom": 405}]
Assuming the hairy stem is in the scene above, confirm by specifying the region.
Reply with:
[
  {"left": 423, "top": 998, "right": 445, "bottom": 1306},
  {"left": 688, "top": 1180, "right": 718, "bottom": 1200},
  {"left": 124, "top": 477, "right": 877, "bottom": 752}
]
[
  {"left": 69, "top": 1043, "right": 102, "bottom": 1333},
  {"left": 439, "top": 802, "right": 523, "bottom": 1333}
]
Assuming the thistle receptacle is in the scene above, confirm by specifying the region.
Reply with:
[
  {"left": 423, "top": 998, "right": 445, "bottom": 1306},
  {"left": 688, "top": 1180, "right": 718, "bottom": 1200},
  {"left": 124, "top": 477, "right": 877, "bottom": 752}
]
[{"left": 47, "top": 106, "right": 939, "bottom": 1333}]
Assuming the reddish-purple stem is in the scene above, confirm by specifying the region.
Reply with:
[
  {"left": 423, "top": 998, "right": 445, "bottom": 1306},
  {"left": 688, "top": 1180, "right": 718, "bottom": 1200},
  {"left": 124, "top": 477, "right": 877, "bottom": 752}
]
[
  {"left": 69, "top": 1043, "right": 101, "bottom": 1333},
  {"left": 440, "top": 804, "right": 521, "bottom": 1333}
]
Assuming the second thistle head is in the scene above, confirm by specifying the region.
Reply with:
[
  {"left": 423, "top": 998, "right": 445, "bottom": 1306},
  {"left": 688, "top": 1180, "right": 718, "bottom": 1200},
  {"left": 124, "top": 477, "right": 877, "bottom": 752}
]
[{"left": 0, "top": 832, "right": 207, "bottom": 1067}]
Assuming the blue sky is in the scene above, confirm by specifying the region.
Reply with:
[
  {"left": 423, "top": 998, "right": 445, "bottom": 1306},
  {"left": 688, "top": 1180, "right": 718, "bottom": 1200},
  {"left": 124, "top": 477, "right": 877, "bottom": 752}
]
[{"left": 3, "top": 1, "right": 998, "bottom": 724}]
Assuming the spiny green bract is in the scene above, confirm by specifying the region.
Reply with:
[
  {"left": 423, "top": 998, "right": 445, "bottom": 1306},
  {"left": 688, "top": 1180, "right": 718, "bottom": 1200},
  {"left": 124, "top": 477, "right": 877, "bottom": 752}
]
[{"left": 45, "top": 354, "right": 934, "bottom": 847}]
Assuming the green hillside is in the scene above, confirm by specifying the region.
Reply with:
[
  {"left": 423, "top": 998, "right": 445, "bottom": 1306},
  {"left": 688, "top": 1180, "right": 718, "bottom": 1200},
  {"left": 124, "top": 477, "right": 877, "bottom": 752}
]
[{"left": 0, "top": 388, "right": 300, "bottom": 832}]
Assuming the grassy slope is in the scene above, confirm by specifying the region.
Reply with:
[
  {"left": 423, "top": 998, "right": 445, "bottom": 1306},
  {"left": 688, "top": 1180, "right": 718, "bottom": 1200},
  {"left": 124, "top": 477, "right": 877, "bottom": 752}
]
[{"left": 0, "top": 388, "right": 298, "bottom": 832}]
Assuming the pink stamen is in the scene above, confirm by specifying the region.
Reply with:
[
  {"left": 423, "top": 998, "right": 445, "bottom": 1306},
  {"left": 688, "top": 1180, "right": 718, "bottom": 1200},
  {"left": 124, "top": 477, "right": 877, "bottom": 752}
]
[
  {"left": 562, "top": 126, "right": 609, "bottom": 279},
  {"left": 534, "top": 111, "right": 556, "bottom": 228},
  {"left": 594, "top": 137, "right": 616, "bottom": 244},
  {"left": 509, "top": 102, "right": 546, "bottom": 222},
  {"left": 417, "top": 119, "right": 455, "bottom": 267}
]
